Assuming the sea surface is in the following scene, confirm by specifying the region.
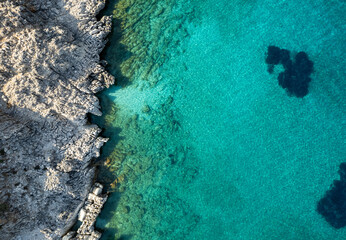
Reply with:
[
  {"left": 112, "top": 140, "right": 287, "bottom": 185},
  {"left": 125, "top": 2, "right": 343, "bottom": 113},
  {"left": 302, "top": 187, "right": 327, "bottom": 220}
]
[{"left": 92, "top": 0, "right": 346, "bottom": 239}]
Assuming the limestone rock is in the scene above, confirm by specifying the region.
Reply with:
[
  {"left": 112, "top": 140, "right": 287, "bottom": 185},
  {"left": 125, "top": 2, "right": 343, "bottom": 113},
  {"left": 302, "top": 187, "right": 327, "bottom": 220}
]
[{"left": 0, "top": 0, "right": 114, "bottom": 239}]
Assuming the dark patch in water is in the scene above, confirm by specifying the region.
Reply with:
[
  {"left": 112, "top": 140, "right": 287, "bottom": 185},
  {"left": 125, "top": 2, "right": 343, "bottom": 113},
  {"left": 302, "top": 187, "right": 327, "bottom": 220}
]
[
  {"left": 125, "top": 205, "right": 130, "bottom": 213},
  {"left": 317, "top": 162, "right": 346, "bottom": 229},
  {"left": 96, "top": 0, "right": 115, "bottom": 21},
  {"left": 265, "top": 46, "right": 314, "bottom": 98},
  {"left": 118, "top": 234, "right": 134, "bottom": 240},
  {"left": 100, "top": 16, "right": 132, "bottom": 87},
  {"left": 95, "top": 192, "right": 122, "bottom": 239}
]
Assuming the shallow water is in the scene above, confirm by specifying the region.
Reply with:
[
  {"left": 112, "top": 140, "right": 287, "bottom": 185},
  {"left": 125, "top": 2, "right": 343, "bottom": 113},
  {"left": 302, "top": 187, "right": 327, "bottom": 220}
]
[{"left": 93, "top": 0, "right": 346, "bottom": 239}]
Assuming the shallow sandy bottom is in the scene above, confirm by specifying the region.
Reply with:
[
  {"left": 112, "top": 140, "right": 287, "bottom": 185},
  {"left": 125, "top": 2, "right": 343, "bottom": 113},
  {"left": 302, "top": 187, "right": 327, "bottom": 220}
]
[{"left": 94, "top": 0, "right": 346, "bottom": 239}]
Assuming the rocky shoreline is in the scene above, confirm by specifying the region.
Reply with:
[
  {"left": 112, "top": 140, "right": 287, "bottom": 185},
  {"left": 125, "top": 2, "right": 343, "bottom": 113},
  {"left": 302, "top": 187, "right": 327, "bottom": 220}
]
[
  {"left": 63, "top": 183, "right": 108, "bottom": 240},
  {"left": 0, "top": 0, "right": 113, "bottom": 239}
]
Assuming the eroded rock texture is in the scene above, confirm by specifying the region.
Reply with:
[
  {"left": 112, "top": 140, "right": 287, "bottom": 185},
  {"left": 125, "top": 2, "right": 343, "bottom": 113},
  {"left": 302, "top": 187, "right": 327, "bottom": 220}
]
[{"left": 0, "top": 0, "right": 114, "bottom": 239}]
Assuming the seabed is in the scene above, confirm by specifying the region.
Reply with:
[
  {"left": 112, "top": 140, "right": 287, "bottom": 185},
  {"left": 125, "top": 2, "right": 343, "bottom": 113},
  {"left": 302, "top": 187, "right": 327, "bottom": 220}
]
[{"left": 92, "top": 0, "right": 346, "bottom": 239}]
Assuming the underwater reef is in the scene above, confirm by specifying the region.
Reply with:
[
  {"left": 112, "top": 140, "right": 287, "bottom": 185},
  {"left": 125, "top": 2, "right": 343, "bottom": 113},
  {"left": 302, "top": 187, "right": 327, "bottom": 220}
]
[
  {"left": 317, "top": 163, "right": 346, "bottom": 229},
  {"left": 265, "top": 45, "right": 314, "bottom": 98}
]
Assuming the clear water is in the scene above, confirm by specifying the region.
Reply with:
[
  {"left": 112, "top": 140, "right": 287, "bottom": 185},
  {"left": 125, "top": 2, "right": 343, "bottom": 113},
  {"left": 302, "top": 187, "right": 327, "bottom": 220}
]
[{"left": 93, "top": 0, "right": 346, "bottom": 239}]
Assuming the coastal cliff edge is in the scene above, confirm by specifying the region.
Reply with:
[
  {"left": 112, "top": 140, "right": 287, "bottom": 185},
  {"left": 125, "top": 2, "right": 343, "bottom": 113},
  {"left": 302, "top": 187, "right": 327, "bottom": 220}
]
[{"left": 0, "top": 0, "right": 114, "bottom": 239}]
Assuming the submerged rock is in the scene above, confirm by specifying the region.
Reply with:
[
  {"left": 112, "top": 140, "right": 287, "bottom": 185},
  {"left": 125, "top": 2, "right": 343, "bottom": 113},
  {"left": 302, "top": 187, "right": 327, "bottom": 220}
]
[
  {"left": 265, "top": 45, "right": 314, "bottom": 98},
  {"left": 317, "top": 163, "right": 346, "bottom": 229},
  {"left": 0, "top": 0, "right": 114, "bottom": 239}
]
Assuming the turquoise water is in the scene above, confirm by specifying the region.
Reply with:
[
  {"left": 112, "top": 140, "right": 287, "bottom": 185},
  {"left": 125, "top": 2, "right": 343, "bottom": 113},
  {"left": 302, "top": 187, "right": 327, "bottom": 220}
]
[{"left": 93, "top": 0, "right": 346, "bottom": 239}]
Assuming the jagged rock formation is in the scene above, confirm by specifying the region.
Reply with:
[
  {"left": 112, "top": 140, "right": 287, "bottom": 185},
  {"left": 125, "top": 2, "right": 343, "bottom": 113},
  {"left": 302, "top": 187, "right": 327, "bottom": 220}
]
[
  {"left": 63, "top": 183, "right": 108, "bottom": 240},
  {"left": 0, "top": 0, "right": 114, "bottom": 239}
]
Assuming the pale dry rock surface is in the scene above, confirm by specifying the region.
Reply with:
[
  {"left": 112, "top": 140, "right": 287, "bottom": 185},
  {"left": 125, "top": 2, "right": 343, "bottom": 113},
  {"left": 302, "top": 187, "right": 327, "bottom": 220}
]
[
  {"left": 0, "top": 0, "right": 114, "bottom": 239},
  {"left": 64, "top": 183, "right": 108, "bottom": 240}
]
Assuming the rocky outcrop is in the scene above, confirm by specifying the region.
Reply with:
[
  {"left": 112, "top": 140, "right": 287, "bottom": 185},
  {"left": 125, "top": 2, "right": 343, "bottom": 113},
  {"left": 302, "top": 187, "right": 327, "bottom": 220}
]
[
  {"left": 63, "top": 183, "right": 108, "bottom": 240},
  {"left": 0, "top": 0, "right": 114, "bottom": 239}
]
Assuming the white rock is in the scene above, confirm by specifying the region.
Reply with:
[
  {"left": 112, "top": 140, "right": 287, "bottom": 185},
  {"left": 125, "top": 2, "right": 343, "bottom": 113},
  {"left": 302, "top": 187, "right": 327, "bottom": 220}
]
[{"left": 0, "top": 0, "right": 114, "bottom": 239}]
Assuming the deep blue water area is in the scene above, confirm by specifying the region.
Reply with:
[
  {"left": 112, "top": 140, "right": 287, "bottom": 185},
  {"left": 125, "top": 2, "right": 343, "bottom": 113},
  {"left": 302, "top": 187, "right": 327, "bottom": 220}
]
[{"left": 93, "top": 0, "right": 346, "bottom": 239}]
